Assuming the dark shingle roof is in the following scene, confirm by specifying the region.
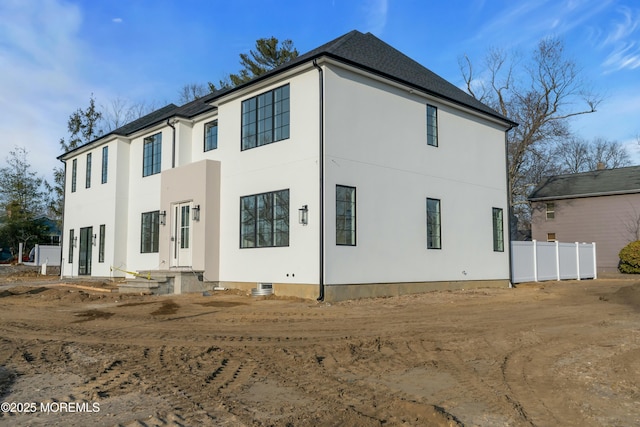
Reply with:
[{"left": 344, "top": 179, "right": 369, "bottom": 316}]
[
  {"left": 61, "top": 30, "right": 515, "bottom": 160},
  {"left": 529, "top": 165, "right": 640, "bottom": 201},
  {"left": 111, "top": 103, "right": 179, "bottom": 136},
  {"left": 228, "top": 30, "right": 515, "bottom": 126}
]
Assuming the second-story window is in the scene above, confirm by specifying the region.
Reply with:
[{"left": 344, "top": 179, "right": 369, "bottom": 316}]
[
  {"left": 143, "top": 133, "right": 162, "bottom": 177},
  {"left": 427, "top": 104, "right": 438, "bottom": 147},
  {"left": 101, "top": 146, "right": 108, "bottom": 184},
  {"left": 241, "top": 84, "right": 290, "bottom": 150},
  {"left": 546, "top": 202, "right": 555, "bottom": 219},
  {"left": 204, "top": 120, "right": 218, "bottom": 151},
  {"left": 85, "top": 153, "right": 92, "bottom": 188},
  {"left": 71, "top": 159, "right": 77, "bottom": 193}
]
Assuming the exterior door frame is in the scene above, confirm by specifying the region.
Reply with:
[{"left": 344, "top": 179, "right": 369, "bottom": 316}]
[
  {"left": 171, "top": 201, "right": 193, "bottom": 268},
  {"left": 78, "top": 226, "right": 93, "bottom": 275}
]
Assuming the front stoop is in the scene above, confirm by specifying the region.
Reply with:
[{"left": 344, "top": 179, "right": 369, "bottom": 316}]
[{"left": 118, "top": 270, "right": 206, "bottom": 295}]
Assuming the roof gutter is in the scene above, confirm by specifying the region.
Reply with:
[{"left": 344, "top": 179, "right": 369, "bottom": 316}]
[
  {"left": 529, "top": 188, "right": 640, "bottom": 202},
  {"left": 313, "top": 59, "right": 325, "bottom": 302}
]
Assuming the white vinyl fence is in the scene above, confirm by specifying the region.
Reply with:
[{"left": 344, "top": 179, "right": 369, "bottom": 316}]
[{"left": 511, "top": 240, "right": 597, "bottom": 284}]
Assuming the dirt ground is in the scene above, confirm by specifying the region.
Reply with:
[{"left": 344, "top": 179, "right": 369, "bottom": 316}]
[{"left": 0, "top": 266, "right": 639, "bottom": 426}]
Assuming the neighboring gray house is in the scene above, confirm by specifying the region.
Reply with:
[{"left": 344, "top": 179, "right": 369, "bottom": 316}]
[{"left": 529, "top": 165, "right": 640, "bottom": 272}]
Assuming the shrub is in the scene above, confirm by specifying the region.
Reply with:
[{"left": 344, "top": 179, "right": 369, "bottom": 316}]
[{"left": 619, "top": 241, "right": 640, "bottom": 274}]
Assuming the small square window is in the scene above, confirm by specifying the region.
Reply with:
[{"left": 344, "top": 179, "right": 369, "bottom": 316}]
[{"left": 547, "top": 233, "right": 556, "bottom": 242}]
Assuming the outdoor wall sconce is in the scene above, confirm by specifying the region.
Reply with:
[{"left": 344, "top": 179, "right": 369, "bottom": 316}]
[
  {"left": 298, "top": 205, "right": 308, "bottom": 225},
  {"left": 192, "top": 205, "right": 200, "bottom": 221},
  {"left": 92, "top": 234, "right": 97, "bottom": 246},
  {"left": 73, "top": 236, "right": 78, "bottom": 247},
  {"left": 159, "top": 210, "right": 166, "bottom": 226}
]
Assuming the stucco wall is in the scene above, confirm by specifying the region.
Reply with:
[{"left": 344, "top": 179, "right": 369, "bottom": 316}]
[{"left": 322, "top": 65, "right": 510, "bottom": 284}]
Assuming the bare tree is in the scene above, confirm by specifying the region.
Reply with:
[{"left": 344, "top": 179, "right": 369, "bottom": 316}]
[
  {"left": 461, "top": 38, "right": 602, "bottom": 232},
  {"left": 101, "top": 97, "right": 159, "bottom": 133},
  {"left": 553, "top": 137, "right": 631, "bottom": 173},
  {"left": 588, "top": 137, "right": 631, "bottom": 170},
  {"left": 178, "top": 83, "right": 209, "bottom": 104}
]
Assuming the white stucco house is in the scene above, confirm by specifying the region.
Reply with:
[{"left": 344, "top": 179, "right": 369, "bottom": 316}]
[{"left": 59, "top": 30, "right": 516, "bottom": 301}]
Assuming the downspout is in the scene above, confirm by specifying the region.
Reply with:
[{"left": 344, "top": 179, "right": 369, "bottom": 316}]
[
  {"left": 59, "top": 159, "right": 67, "bottom": 280},
  {"left": 505, "top": 125, "right": 515, "bottom": 287},
  {"left": 167, "top": 119, "right": 176, "bottom": 168},
  {"left": 313, "top": 59, "right": 325, "bottom": 301}
]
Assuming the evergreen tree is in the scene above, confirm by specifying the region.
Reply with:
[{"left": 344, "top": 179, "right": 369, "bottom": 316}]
[
  {"left": 49, "top": 95, "right": 103, "bottom": 220},
  {"left": 209, "top": 37, "right": 298, "bottom": 91},
  {"left": 0, "top": 147, "right": 49, "bottom": 255}
]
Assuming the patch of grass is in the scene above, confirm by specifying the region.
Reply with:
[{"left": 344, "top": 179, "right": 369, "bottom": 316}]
[{"left": 73, "top": 310, "right": 115, "bottom": 323}]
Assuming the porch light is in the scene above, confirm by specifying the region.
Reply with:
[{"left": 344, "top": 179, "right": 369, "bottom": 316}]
[
  {"left": 92, "top": 234, "right": 97, "bottom": 246},
  {"left": 73, "top": 236, "right": 78, "bottom": 247},
  {"left": 192, "top": 205, "right": 200, "bottom": 221},
  {"left": 159, "top": 210, "right": 166, "bottom": 226},
  {"left": 298, "top": 205, "right": 308, "bottom": 225}
]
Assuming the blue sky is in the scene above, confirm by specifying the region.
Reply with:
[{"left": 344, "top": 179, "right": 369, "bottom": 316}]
[{"left": 1, "top": 0, "right": 639, "bottom": 183}]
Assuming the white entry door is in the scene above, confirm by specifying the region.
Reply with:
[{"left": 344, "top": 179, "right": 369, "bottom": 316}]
[{"left": 172, "top": 202, "right": 192, "bottom": 267}]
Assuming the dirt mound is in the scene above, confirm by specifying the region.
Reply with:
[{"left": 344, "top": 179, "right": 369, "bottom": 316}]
[{"left": 607, "top": 281, "right": 640, "bottom": 310}]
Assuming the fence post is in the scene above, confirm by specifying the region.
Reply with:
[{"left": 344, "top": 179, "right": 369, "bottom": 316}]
[
  {"left": 575, "top": 242, "right": 581, "bottom": 281},
  {"left": 592, "top": 242, "right": 597, "bottom": 279},
  {"left": 532, "top": 240, "right": 538, "bottom": 282},
  {"left": 555, "top": 240, "right": 560, "bottom": 280}
]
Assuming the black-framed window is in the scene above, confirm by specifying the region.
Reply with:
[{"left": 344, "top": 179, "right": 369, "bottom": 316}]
[
  {"left": 71, "top": 159, "right": 77, "bottom": 193},
  {"left": 68, "top": 229, "right": 74, "bottom": 262},
  {"left": 241, "top": 84, "right": 290, "bottom": 150},
  {"left": 492, "top": 207, "right": 504, "bottom": 252},
  {"left": 141, "top": 211, "right": 160, "bottom": 253},
  {"left": 204, "top": 120, "right": 218, "bottom": 151},
  {"left": 101, "top": 146, "right": 108, "bottom": 184},
  {"left": 427, "top": 104, "right": 438, "bottom": 147},
  {"left": 85, "top": 153, "right": 92, "bottom": 188},
  {"left": 240, "top": 189, "right": 289, "bottom": 248},
  {"left": 427, "top": 198, "right": 441, "bottom": 249},
  {"left": 336, "top": 185, "right": 356, "bottom": 246},
  {"left": 99, "top": 224, "right": 106, "bottom": 262},
  {"left": 143, "top": 133, "right": 162, "bottom": 177}
]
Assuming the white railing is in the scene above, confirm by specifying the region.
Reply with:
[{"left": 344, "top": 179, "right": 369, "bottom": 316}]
[{"left": 511, "top": 240, "right": 597, "bottom": 284}]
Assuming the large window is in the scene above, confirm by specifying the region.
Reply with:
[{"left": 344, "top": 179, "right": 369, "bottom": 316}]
[
  {"left": 99, "top": 224, "right": 106, "bottom": 262},
  {"left": 85, "top": 153, "right": 92, "bottom": 188},
  {"left": 336, "top": 185, "right": 356, "bottom": 246},
  {"left": 241, "top": 84, "right": 290, "bottom": 150},
  {"left": 427, "top": 198, "right": 441, "bottom": 249},
  {"left": 240, "top": 189, "right": 289, "bottom": 248},
  {"left": 71, "top": 159, "right": 77, "bottom": 193},
  {"left": 141, "top": 211, "right": 160, "bottom": 253},
  {"left": 68, "top": 229, "right": 74, "bottom": 262},
  {"left": 492, "top": 208, "right": 504, "bottom": 252},
  {"left": 143, "top": 133, "right": 162, "bottom": 177},
  {"left": 204, "top": 120, "right": 218, "bottom": 151},
  {"left": 427, "top": 104, "right": 438, "bottom": 147},
  {"left": 101, "top": 146, "right": 108, "bottom": 184}
]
